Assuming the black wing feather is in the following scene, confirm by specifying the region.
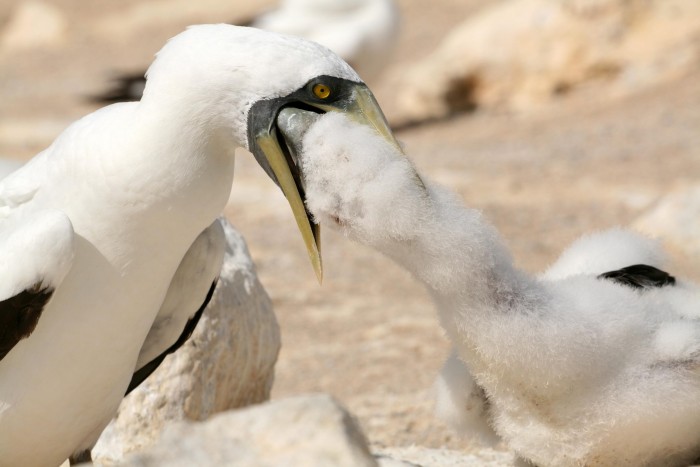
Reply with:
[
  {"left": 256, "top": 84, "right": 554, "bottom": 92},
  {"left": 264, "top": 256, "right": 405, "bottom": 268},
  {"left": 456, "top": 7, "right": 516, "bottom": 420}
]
[
  {"left": 125, "top": 279, "right": 218, "bottom": 395},
  {"left": 0, "top": 284, "right": 54, "bottom": 361},
  {"left": 598, "top": 264, "right": 676, "bottom": 290}
]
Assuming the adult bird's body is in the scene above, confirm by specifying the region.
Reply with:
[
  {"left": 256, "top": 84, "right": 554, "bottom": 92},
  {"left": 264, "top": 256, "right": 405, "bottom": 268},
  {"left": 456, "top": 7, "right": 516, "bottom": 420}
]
[
  {"left": 0, "top": 25, "right": 395, "bottom": 466},
  {"left": 92, "top": 0, "right": 398, "bottom": 103},
  {"left": 278, "top": 110, "right": 700, "bottom": 466}
]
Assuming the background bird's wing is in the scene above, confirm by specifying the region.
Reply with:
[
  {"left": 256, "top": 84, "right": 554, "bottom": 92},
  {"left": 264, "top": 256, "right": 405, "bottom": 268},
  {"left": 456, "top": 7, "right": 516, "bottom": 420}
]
[
  {"left": 126, "top": 218, "right": 227, "bottom": 394},
  {"left": 0, "top": 209, "right": 75, "bottom": 361},
  {"left": 88, "top": 72, "right": 147, "bottom": 104},
  {"left": 598, "top": 264, "right": 676, "bottom": 290}
]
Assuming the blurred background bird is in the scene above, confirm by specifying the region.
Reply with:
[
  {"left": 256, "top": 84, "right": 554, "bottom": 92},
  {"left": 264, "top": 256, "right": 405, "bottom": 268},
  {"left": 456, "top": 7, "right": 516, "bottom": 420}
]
[{"left": 90, "top": 0, "right": 399, "bottom": 103}]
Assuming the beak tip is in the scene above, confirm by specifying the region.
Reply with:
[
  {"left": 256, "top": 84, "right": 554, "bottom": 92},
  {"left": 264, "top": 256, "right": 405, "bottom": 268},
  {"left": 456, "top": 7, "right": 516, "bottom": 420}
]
[{"left": 310, "top": 249, "right": 323, "bottom": 285}]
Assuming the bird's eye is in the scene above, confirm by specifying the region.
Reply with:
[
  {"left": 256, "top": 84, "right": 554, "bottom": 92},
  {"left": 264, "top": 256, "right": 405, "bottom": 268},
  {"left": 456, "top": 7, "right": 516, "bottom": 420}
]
[{"left": 312, "top": 83, "right": 331, "bottom": 99}]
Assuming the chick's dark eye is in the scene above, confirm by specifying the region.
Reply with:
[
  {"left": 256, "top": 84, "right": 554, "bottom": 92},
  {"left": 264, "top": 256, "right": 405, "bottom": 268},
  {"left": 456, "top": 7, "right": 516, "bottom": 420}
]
[{"left": 312, "top": 83, "right": 331, "bottom": 99}]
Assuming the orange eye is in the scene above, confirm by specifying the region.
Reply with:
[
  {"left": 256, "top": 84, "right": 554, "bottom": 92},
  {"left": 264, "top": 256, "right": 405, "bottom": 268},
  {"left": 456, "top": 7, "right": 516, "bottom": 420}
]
[{"left": 312, "top": 83, "right": 331, "bottom": 99}]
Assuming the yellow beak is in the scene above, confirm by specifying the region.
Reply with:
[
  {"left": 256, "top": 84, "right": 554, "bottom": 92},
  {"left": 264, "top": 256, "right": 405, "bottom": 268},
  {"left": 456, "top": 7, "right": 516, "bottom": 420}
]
[{"left": 255, "top": 131, "right": 323, "bottom": 283}]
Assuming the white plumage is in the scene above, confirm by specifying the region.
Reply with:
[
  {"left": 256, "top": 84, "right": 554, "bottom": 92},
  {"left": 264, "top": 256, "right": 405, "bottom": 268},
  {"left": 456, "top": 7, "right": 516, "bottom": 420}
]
[
  {"left": 540, "top": 228, "right": 668, "bottom": 281},
  {"left": 0, "top": 158, "right": 224, "bottom": 394},
  {"left": 0, "top": 210, "right": 74, "bottom": 301},
  {"left": 0, "top": 24, "right": 374, "bottom": 466},
  {"left": 281, "top": 110, "right": 700, "bottom": 466}
]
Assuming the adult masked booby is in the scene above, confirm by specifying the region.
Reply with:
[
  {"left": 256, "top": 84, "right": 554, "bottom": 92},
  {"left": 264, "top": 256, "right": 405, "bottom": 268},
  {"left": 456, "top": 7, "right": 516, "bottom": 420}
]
[
  {"left": 0, "top": 24, "right": 396, "bottom": 466},
  {"left": 91, "top": 0, "right": 398, "bottom": 103},
  {"left": 276, "top": 109, "right": 700, "bottom": 466}
]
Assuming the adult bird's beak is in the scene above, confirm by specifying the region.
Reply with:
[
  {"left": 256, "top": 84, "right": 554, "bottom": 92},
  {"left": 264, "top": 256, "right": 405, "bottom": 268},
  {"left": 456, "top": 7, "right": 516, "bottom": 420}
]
[
  {"left": 254, "top": 128, "right": 324, "bottom": 283},
  {"left": 247, "top": 78, "right": 399, "bottom": 283}
]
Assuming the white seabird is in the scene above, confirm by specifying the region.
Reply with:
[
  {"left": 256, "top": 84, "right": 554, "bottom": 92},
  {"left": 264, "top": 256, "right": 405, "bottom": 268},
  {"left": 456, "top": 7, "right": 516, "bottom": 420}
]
[
  {"left": 0, "top": 24, "right": 397, "bottom": 466},
  {"left": 92, "top": 0, "right": 398, "bottom": 103},
  {"left": 276, "top": 109, "right": 700, "bottom": 466},
  {"left": 253, "top": 0, "right": 398, "bottom": 81}
]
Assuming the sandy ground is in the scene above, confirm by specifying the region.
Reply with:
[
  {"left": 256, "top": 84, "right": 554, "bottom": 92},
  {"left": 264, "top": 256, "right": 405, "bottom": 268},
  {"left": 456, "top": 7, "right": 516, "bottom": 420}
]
[{"left": 1, "top": 0, "right": 699, "bottom": 457}]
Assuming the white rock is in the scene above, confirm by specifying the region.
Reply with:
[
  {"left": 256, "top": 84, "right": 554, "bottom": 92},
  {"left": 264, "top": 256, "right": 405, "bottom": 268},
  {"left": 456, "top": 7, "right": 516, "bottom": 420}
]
[
  {"left": 113, "top": 394, "right": 377, "bottom": 467},
  {"left": 93, "top": 219, "right": 280, "bottom": 462},
  {"left": 0, "top": 1, "right": 67, "bottom": 52}
]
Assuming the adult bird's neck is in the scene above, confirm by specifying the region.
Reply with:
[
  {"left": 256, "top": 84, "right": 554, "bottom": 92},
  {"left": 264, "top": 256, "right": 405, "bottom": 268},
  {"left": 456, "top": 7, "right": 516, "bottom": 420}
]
[
  {"left": 132, "top": 97, "right": 238, "bottom": 223},
  {"left": 67, "top": 98, "right": 237, "bottom": 273}
]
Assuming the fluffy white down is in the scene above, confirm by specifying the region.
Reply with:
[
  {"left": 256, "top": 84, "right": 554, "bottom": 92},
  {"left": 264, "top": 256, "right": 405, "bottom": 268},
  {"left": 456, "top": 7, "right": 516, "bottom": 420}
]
[
  {"left": 298, "top": 112, "right": 700, "bottom": 466},
  {"left": 433, "top": 350, "right": 500, "bottom": 446},
  {"left": 302, "top": 112, "right": 430, "bottom": 245},
  {"left": 540, "top": 228, "right": 667, "bottom": 281}
]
